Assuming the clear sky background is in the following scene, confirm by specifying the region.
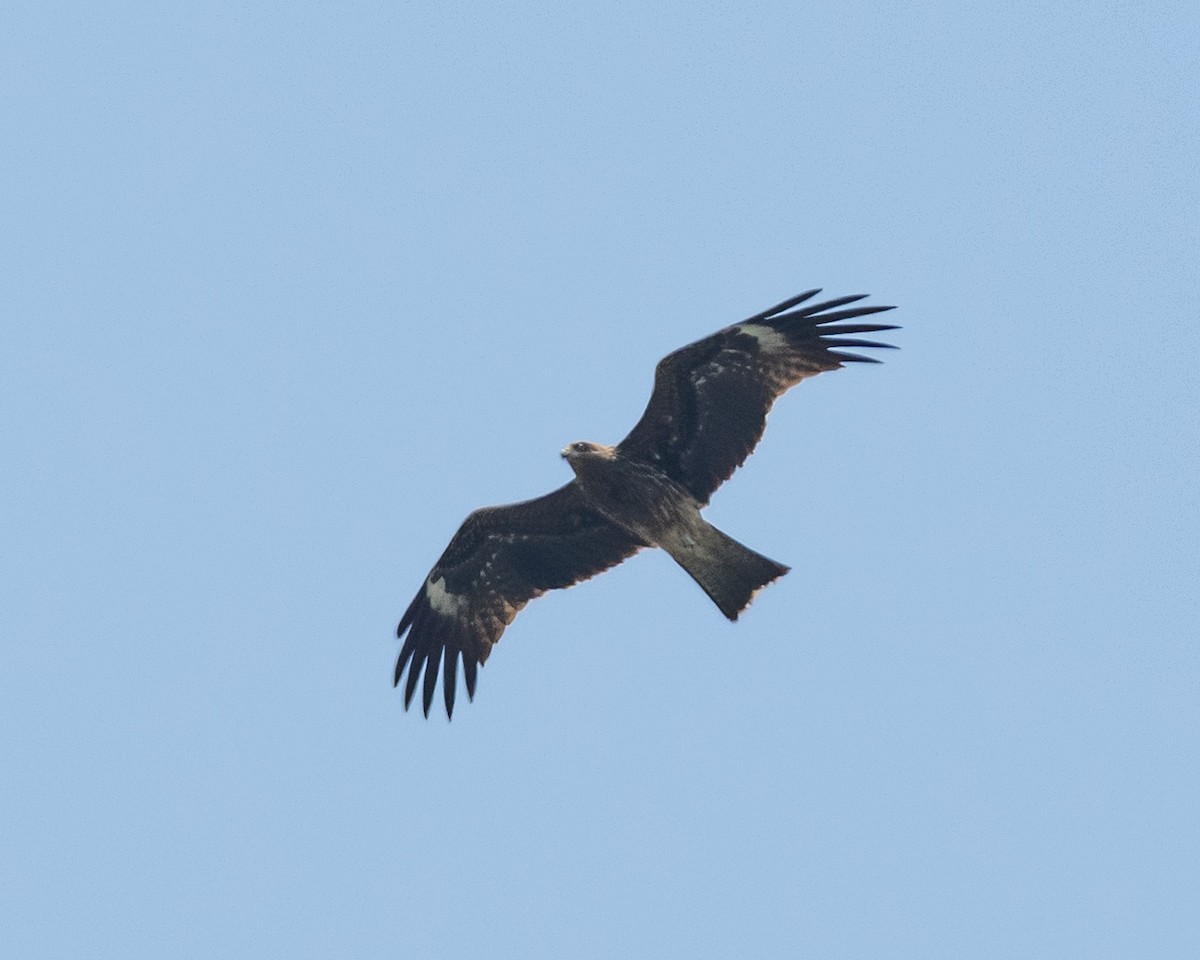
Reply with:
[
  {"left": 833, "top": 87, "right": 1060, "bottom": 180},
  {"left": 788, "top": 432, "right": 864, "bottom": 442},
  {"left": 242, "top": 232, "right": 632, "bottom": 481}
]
[{"left": 4, "top": 2, "right": 1198, "bottom": 957}]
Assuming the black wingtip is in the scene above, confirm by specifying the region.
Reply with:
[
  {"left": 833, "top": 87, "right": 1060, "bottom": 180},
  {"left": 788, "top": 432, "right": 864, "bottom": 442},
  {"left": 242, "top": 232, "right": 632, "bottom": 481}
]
[
  {"left": 396, "top": 599, "right": 416, "bottom": 639},
  {"left": 463, "top": 658, "right": 478, "bottom": 702},
  {"left": 421, "top": 646, "right": 442, "bottom": 718},
  {"left": 403, "top": 652, "right": 424, "bottom": 710},
  {"left": 810, "top": 304, "right": 896, "bottom": 325},
  {"left": 832, "top": 351, "right": 884, "bottom": 364},
  {"left": 393, "top": 638, "right": 415, "bottom": 688},
  {"left": 824, "top": 337, "right": 898, "bottom": 350},
  {"left": 443, "top": 647, "right": 458, "bottom": 720},
  {"left": 742, "top": 288, "right": 822, "bottom": 323},
  {"left": 821, "top": 322, "right": 901, "bottom": 335},
  {"left": 814, "top": 304, "right": 899, "bottom": 359},
  {"left": 800, "top": 294, "right": 871, "bottom": 316}
]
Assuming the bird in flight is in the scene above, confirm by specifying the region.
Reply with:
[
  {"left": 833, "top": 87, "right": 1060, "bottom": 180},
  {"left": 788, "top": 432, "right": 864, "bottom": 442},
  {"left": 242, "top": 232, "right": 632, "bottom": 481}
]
[{"left": 395, "top": 288, "right": 898, "bottom": 717}]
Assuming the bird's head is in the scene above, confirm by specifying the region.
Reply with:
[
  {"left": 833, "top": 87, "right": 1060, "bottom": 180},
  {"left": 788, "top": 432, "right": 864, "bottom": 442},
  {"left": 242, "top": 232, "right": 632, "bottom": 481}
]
[{"left": 560, "top": 440, "right": 614, "bottom": 465}]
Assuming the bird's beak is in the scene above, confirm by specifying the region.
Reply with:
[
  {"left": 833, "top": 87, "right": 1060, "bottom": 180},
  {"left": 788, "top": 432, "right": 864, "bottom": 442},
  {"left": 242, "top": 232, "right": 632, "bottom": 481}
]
[{"left": 560, "top": 446, "right": 570, "bottom": 459}]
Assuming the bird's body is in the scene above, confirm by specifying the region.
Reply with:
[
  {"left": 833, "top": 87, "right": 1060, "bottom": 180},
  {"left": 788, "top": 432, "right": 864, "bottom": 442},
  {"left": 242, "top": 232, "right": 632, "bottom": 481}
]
[
  {"left": 561, "top": 441, "right": 691, "bottom": 547},
  {"left": 395, "top": 288, "right": 898, "bottom": 717},
  {"left": 561, "top": 440, "right": 790, "bottom": 620}
]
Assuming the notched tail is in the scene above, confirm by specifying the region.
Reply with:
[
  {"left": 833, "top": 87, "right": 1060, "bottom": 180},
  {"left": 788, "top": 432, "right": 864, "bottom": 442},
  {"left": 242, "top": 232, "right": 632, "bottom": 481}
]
[{"left": 662, "top": 520, "right": 789, "bottom": 620}]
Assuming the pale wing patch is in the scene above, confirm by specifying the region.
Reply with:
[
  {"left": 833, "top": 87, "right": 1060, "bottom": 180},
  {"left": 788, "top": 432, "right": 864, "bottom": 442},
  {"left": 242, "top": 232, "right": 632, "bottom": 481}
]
[
  {"left": 736, "top": 323, "right": 789, "bottom": 353},
  {"left": 425, "top": 574, "right": 469, "bottom": 617}
]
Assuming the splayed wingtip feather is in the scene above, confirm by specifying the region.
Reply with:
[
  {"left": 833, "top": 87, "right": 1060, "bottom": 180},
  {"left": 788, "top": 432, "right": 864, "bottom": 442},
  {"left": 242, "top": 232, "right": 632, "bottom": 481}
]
[
  {"left": 824, "top": 337, "right": 898, "bottom": 349},
  {"left": 742, "top": 288, "right": 822, "bottom": 322},
  {"left": 833, "top": 351, "right": 884, "bottom": 364},
  {"left": 463, "top": 658, "right": 478, "bottom": 701},
  {"left": 403, "top": 652, "right": 425, "bottom": 709},
  {"left": 443, "top": 647, "right": 459, "bottom": 719}
]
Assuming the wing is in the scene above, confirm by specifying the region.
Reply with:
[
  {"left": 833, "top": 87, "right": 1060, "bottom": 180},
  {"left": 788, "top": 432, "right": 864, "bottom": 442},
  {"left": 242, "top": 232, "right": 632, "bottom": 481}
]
[
  {"left": 617, "top": 289, "right": 898, "bottom": 504},
  {"left": 395, "top": 482, "right": 642, "bottom": 718}
]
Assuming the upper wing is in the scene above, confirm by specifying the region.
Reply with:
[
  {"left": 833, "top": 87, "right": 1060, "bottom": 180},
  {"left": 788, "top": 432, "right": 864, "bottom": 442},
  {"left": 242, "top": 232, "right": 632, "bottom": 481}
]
[
  {"left": 617, "top": 289, "right": 898, "bottom": 504},
  {"left": 395, "top": 482, "right": 643, "bottom": 718}
]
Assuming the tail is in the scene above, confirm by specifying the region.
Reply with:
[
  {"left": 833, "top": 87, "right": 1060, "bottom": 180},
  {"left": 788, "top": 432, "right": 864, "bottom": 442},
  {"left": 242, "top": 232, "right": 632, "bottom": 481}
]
[{"left": 662, "top": 520, "right": 790, "bottom": 621}]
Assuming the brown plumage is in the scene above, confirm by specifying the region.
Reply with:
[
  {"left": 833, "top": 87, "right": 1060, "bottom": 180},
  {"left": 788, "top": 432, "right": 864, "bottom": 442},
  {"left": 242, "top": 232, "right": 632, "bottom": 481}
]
[{"left": 395, "top": 288, "right": 898, "bottom": 717}]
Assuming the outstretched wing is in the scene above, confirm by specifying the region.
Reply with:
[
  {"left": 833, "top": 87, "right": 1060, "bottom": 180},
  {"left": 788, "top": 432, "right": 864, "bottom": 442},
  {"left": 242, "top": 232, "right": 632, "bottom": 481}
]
[
  {"left": 395, "top": 482, "right": 642, "bottom": 718},
  {"left": 617, "top": 289, "right": 898, "bottom": 504}
]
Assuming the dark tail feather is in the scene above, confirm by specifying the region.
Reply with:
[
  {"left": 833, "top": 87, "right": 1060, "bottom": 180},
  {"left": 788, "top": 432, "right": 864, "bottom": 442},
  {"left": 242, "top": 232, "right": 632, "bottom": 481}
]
[{"left": 663, "top": 521, "right": 789, "bottom": 620}]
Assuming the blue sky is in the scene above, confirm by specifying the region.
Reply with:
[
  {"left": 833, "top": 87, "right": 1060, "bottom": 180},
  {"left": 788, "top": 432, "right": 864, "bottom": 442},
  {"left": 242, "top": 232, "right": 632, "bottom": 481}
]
[{"left": 4, "top": 1, "right": 1198, "bottom": 957}]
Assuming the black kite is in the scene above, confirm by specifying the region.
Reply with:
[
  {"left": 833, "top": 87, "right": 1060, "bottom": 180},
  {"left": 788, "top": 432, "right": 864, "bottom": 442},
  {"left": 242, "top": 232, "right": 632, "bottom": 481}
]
[{"left": 395, "top": 288, "right": 898, "bottom": 717}]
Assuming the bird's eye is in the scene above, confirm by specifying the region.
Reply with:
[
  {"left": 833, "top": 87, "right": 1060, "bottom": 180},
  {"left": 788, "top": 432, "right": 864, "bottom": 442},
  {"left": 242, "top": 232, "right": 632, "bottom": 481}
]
[{"left": 573, "top": 442, "right": 588, "bottom": 453}]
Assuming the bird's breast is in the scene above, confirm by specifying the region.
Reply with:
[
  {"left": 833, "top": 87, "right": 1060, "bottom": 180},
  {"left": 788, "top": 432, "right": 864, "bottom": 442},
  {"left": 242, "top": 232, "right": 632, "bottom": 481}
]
[{"left": 573, "top": 455, "right": 697, "bottom": 546}]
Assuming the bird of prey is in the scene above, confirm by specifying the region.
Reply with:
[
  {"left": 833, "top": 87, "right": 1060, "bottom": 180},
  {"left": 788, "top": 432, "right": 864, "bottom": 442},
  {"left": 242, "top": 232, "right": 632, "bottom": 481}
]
[{"left": 395, "top": 288, "right": 898, "bottom": 717}]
